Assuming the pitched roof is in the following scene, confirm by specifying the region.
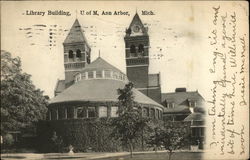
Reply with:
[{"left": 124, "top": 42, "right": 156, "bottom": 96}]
[
  {"left": 127, "top": 13, "right": 148, "bottom": 36},
  {"left": 49, "top": 79, "right": 163, "bottom": 109},
  {"left": 184, "top": 112, "right": 205, "bottom": 121},
  {"left": 161, "top": 91, "right": 204, "bottom": 107},
  {"left": 80, "top": 57, "right": 124, "bottom": 73},
  {"left": 163, "top": 105, "right": 191, "bottom": 114},
  {"left": 63, "top": 19, "right": 89, "bottom": 44}
]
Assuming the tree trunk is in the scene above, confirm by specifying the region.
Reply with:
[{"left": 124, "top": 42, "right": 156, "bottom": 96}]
[
  {"left": 168, "top": 151, "right": 173, "bottom": 160},
  {"left": 129, "top": 140, "right": 133, "bottom": 158},
  {"left": 141, "top": 129, "right": 144, "bottom": 151}
]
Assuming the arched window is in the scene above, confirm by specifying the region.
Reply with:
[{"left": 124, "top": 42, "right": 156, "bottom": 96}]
[
  {"left": 130, "top": 45, "right": 136, "bottom": 57},
  {"left": 69, "top": 50, "right": 73, "bottom": 59},
  {"left": 76, "top": 49, "right": 81, "bottom": 58},
  {"left": 138, "top": 44, "right": 144, "bottom": 53}
]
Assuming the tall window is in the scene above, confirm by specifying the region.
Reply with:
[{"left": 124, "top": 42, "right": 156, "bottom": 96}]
[
  {"left": 143, "top": 107, "right": 149, "bottom": 117},
  {"left": 99, "top": 106, "right": 107, "bottom": 117},
  {"left": 138, "top": 44, "right": 144, "bottom": 53},
  {"left": 69, "top": 50, "right": 73, "bottom": 59},
  {"left": 150, "top": 108, "right": 155, "bottom": 118},
  {"left": 111, "top": 106, "right": 119, "bottom": 117},
  {"left": 130, "top": 45, "right": 137, "bottom": 57},
  {"left": 88, "top": 107, "right": 96, "bottom": 118},
  {"left": 67, "top": 107, "right": 74, "bottom": 119},
  {"left": 76, "top": 49, "right": 81, "bottom": 58},
  {"left": 58, "top": 108, "right": 66, "bottom": 119}
]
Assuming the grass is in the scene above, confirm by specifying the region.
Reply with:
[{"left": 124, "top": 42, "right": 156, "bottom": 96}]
[{"left": 93, "top": 152, "right": 203, "bottom": 160}]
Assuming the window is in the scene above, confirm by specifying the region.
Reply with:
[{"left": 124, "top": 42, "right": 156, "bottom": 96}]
[
  {"left": 88, "top": 107, "right": 96, "bottom": 118},
  {"left": 69, "top": 50, "right": 73, "bottom": 58},
  {"left": 143, "top": 107, "right": 149, "bottom": 117},
  {"left": 76, "top": 49, "right": 81, "bottom": 58},
  {"left": 67, "top": 107, "right": 74, "bottom": 119},
  {"left": 77, "top": 107, "right": 87, "bottom": 118},
  {"left": 111, "top": 106, "right": 119, "bottom": 117},
  {"left": 150, "top": 108, "right": 155, "bottom": 118},
  {"left": 138, "top": 44, "right": 144, "bottom": 53},
  {"left": 75, "top": 73, "right": 81, "bottom": 82},
  {"left": 81, "top": 72, "right": 86, "bottom": 80},
  {"left": 96, "top": 70, "right": 102, "bottom": 78},
  {"left": 51, "top": 108, "right": 58, "bottom": 120},
  {"left": 58, "top": 108, "right": 66, "bottom": 119},
  {"left": 99, "top": 106, "right": 107, "bottom": 117},
  {"left": 130, "top": 45, "right": 137, "bottom": 57},
  {"left": 88, "top": 71, "right": 94, "bottom": 79},
  {"left": 104, "top": 70, "right": 111, "bottom": 78},
  {"left": 156, "top": 109, "right": 159, "bottom": 119},
  {"left": 113, "top": 72, "right": 119, "bottom": 79},
  {"left": 130, "top": 45, "right": 136, "bottom": 53}
]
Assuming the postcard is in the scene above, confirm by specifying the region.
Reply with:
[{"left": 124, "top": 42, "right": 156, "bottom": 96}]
[{"left": 1, "top": 1, "right": 249, "bottom": 160}]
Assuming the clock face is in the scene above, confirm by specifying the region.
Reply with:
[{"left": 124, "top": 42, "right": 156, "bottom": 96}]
[{"left": 132, "top": 25, "right": 140, "bottom": 33}]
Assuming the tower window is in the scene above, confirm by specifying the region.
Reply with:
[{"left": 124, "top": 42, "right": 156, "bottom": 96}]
[
  {"left": 76, "top": 49, "right": 81, "bottom": 58},
  {"left": 69, "top": 50, "right": 73, "bottom": 59},
  {"left": 138, "top": 44, "right": 144, "bottom": 53},
  {"left": 130, "top": 45, "right": 136, "bottom": 57}
]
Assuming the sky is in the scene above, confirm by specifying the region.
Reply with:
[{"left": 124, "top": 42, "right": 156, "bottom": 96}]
[{"left": 1, "top": 1, "right": 246, "bottom": 98}]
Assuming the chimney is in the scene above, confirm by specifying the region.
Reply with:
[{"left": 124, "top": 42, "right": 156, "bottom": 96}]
[{"left": 175, "top": 88, "right": 186, "bottom": 92}]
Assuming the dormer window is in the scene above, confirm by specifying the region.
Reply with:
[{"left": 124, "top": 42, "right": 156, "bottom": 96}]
[{"left": 166, "top": 102, "right": 174, "bottom": 108}]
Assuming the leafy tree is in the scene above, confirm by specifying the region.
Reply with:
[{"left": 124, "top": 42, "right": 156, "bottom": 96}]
[
  {"left": 111, "top": 82, "right": 147, "bottom": 157},
  {"left": 1, "top": 50, "right": 48, "bottom": 134},
  {"left": 148, "top": 123, "right": 189, "bottom": 160},
  {"left": 146, "top": 126, "right": 163, "bottom": 152}
]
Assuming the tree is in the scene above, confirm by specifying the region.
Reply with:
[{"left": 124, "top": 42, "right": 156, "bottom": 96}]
[
  {"left": 149, "top": 124, "right": 189, "bottom": 160},
  {"left": 146, "top": 126, "right": 163, "bottom": 152},
  {"left": 111, "top": 82, "right": 145, "bottom": 158},
  {"left": 1, "top": 50, "right": 48, "bottom": 134}
]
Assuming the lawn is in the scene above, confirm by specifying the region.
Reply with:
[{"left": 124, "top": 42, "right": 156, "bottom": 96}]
[{"left": 93, "top": 152, "right": 203, "bottom": 160}]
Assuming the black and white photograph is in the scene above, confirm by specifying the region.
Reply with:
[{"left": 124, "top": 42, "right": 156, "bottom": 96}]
[{"left": 1, "top": 1, "right": 249, "bottom": 160}]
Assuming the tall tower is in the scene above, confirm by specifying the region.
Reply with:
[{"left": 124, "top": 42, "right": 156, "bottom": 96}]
[
  {"left": 63, "top": 19, "right": 91, "bottom": 87},
  {"left": 124, "top": 13, "right": 149, "bottom": 88},
  {"left": 124, "top": 13, "right": 162, "bottom": 103}
]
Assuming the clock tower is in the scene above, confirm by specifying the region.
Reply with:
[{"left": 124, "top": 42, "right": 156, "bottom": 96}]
[
  {"left": 124, "top": 13, "right": 162, "bottom": 103},
  {"left": 124, "top": 13, "right": 149, "bottom": 88}
]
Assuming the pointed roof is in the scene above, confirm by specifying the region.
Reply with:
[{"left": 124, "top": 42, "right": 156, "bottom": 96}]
[
  {"left": 129, "top": 13, "right": 143, "bottom": 28},
  {"left": 127, "top": 13, "right": 147, "bottom": 36},
  {"left": 80, "top": 57, "right": 123, "bottom": 73},
  {"left": 63, "top": 19, "right": 89, "bottom": 44}
]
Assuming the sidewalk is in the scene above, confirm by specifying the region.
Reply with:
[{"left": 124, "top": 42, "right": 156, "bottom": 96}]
[{"left": 1, "top": 150, "right": 204, "bottom": 160}]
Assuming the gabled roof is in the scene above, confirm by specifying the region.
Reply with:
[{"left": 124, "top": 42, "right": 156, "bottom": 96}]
[
  {"left": 80, "top": 57, "right": 124, "bottom": 73},
  {"left": 161, "top": 91, "right": 204, "bottom": 107},
  {"left": 63, "top": 19, "right": 89, "bottom": 44},
  {"left": 184, "top": 112, "right": 205, "bottom": 121},
  {"left": 49, "top": 79, "right": 163, "bottom": 109}
]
